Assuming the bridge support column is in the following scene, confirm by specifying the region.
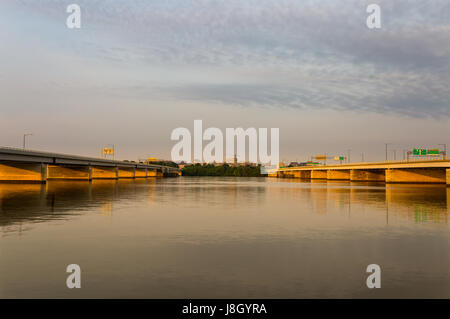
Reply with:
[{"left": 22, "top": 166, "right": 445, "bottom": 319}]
[
  {"left": 327, "top": 170, "right": 350, "bottom": 180},
  {"left": 118, "top": 167, "right": 135, "bottom": 179},
  {"left": 311, "top": 170, "right": 327, "bottom": 179},
  {"left": 447, "top": 169, "right": 450, "bottom": 186},
  {"left": 289, "top": 171, "right": 309, "bottom": 179},
  {"left": 0, "top": 162, "right": 47, "bottom": 183},
  {"left": 47, "top": 165, "right": 91, "bottom": 180},
  {"left": 350, "top": 169, "right": 385, "bottom": 181},
  {"left": 135, "top": 168, "right": 147, "bottom": 178},
  {"left": 296, "top": 170, "right": 311, "bottom": 179},
  {"left": 278, "top": 171, "right": 287, "bottom": 178},
  {"left": 289, "top": 171, "right": 300, "bottom": 178},
  {"left": 385, "top": 168, "right": 446, "bottom": 184},
  {"left": 91, "top": 166, "right": 118, "bottom": 179},
  {"left": 147, "top": 169, "right": 163, "bottom": 177},
  {"left": 164, "top": 170, "right": 180, "bottom": 177}
]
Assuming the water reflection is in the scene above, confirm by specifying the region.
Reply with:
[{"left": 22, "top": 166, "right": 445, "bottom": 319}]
[
  {"left": 0, "top": 179, "right": 449, "bottom": 233},
  {"left": 1, "top": 177, "right": 449, "bottom": 298},
  {"left": 266, "top": 179, "right": 449, "bottom": 225}
]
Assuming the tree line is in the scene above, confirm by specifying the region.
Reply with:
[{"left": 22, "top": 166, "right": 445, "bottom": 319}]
[{"left": 182, "top": 164, "right": 263, "bottom": 177}]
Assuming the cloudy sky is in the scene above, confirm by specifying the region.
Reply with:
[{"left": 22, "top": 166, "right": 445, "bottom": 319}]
[{"left": 0, "top": 0, "right": 449, "bottom": 162}]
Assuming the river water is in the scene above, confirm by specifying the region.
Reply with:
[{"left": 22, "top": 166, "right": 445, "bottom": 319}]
[{"left": 0, "top": 177, "right": 449, "bottom": 298}]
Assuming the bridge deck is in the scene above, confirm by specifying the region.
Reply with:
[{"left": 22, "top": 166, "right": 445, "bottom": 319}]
[
  {"left": 279, "top": 159, "right": 450, "bottom": 171},
  {"left": 0, "top": 147, "right": 178, "bottom": 172},
  {"left": 276, "top": 160, "right": 450, "bottom": 184}
]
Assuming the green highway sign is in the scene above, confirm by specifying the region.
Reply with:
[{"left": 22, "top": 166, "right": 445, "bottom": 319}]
[{"left": 413, "top": 148, "right": 440, "bottom": 156}]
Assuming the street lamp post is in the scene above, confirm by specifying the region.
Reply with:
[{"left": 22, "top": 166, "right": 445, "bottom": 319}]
[
  {"left": 23, "top": 133, "right": 33, "bottom": 150},
  {"left": 385, "top": 143, "right": 393, "bottom": 161},
  {"left": 347, "top": 149, "right": 351, "bottom": 163},
  {"left": 438, "top": 144, "right": 447, "bottom": 160}
]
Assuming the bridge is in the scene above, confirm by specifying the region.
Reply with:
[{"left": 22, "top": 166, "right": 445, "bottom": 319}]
[
  {"left": 0, "top": 147, "right": 180, "bottom": 182},
  {"left": 273, "top": 159, "right": 450, "bottom": 185}
]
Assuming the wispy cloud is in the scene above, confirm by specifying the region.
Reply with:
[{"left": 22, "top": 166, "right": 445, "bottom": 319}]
[{"left": 3, "top": 0, "right": 450, "bottom": 117}]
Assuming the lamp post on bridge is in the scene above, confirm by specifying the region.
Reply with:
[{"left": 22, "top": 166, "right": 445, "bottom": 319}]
[
  {"left": 23, "top": 133, "right": 33, "bottom": 150},
  {"left": 438, "top": 144, "right": 447, "bottom": 160},
  {"left": 403, "top": 149, "right": 408, "bottom": 161},
  {"left": 385, "top": 143, "right": 393, "bottom": 161}
]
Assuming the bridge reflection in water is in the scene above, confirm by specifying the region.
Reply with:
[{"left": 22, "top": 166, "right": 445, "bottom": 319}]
[
  {"left": 1, "top": 177, "right": 450, "bottom": 298},
  {"left": 0, "top": 179, "right": 448, "bottom": 234},
  {"left": 272, "top": 179, "right": 449, "bottom": 224}
]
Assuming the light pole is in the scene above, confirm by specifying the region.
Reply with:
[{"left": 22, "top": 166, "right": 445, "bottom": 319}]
[
  {"left": 385, "top": 143, "right": 392, "bottom": 161},
  {"left": 23, "top": 133, "right": 33, "bottom": 149},
  {"left": 347, "top": 149, "right": 351, "bottom": 163},
  {"left": 438, "top": 144, "right": 447, "bottom": 160}
]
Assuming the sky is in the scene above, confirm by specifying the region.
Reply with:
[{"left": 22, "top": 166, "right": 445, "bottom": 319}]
[{"left": 0, "top": 0, "right": 449, "bottom": 163}]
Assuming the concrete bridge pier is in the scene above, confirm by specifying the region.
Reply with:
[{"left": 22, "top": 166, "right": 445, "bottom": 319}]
[
  {"left": 90, "top": 166, "right": 118, "bottom": 179},
  {"left": 327, "top": 170, "right": 350, "bottom": 180},
  {"left": 165, "top": 170, "right": 182, "bottom": 177},
  {"left": 386, "top": 168, "right": 446, "bottom": 184},
  {"left": 135, "top": 168, "right": 147, "bottom": 178},
  {"left": 447, "top": 169, "right": 450, "bottom": 186},
  {"left": 118, "top": 167, "right": 136, "bottom": 179},
  {"left": 290, "top": 171, "right": 300, "bottom": 178},
  {"left": 290, "top": 170, "right": 311, "bottom": 179},
  {"left": 0, "top": 162, "right": 48, "bottom": 183},
  {"left": 47, "top": 165, "right": 91, "bottom": 180},
  {"left": 278, "top": 171, "right": 290, "bottom": 178},
  {"left": 350, "top": 169, "right": 385, "bottom": 182},
  {"left": 301, "top": 170, "right": 312, "bottom": 179},
  {"left": 311, "top": 170, "right": 327, "bottom": 179},
  {"left": 147, "top": 169, "right": 163, "bottom": 177}
]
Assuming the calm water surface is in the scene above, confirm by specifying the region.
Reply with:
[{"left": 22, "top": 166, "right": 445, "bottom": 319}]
[{"left": 1, "top": 177, "right": 449, "bottom": 298}]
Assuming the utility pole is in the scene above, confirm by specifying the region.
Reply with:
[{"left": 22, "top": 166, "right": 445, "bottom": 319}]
[
  {"left": 438, "top": 144, "right": 447, "bottom": 160},
  {"left": 23, "top": 133, "right": 33, "bottom": 150},
  {"left": 385, "top": 143, "right": 392, "bottom": 161}
]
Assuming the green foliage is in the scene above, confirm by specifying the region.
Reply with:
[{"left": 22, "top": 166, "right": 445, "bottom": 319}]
[{"left": 182, "top": 163, "right": 263, "bottom": 177}]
